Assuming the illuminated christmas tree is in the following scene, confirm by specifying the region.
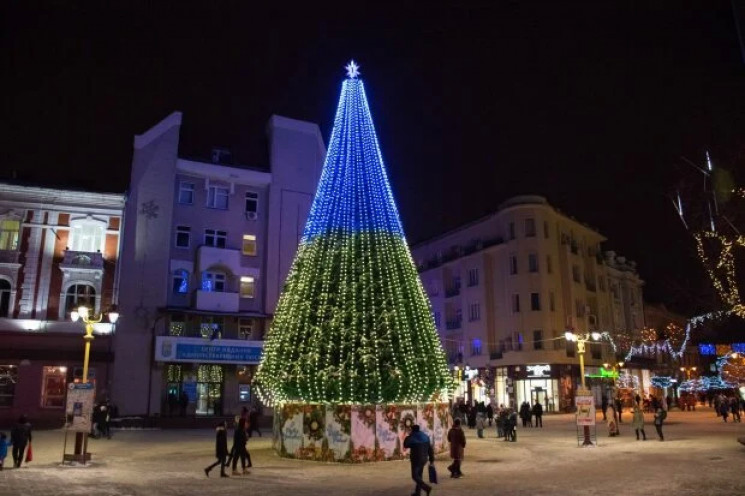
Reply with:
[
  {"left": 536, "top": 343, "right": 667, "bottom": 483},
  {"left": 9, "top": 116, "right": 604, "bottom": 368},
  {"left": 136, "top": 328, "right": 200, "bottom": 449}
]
[{"left": 256, "top": 62, "right": 451, "bottom": 405}]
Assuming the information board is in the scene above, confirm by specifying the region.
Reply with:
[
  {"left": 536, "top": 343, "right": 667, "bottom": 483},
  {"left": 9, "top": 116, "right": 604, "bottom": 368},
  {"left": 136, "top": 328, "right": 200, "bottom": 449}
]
[
  {"left": 575, "top": 395, "right": 596, "bottom": 426},
  {"left": 65, "top": 383, "right": 95, "bottom": 433}
]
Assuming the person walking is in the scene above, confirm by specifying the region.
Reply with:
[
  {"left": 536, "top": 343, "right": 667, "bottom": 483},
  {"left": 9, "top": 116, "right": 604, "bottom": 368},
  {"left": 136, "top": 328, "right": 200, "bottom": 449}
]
[
  {"left": 519, "top": 401, "right": 531, "bottom": 428},
  {"left": 532, "top": 401, "right": 543, "bottom": 428},
  {"left": 653, "top": 406, "right": 666, "bottom": 441},
  {"left": 403, "top": 424, "right": 434, "bottom": 496},
  {"left": 631, "top": 404, "right": 647, "bottom": 440},
  {"left": 0, "top": 432, "right": 10, "bottom": 470},
  {"left": 486, "top": 403, "right": 494, "bottom": 427},
  {"left": 10, "top": 415, "right": 32, "bottom": 468},
  {"left": 231, "top": 418, "right": 252, "bottom": 475},
  {"left": 496, "top": 406, "right": 505, "bottom": 438},
  {"left": 248, "top": 406, "right": 262, "bottom": 438},
  {"left": 447, "top": 418, "right": 466, "bottom": 478},
  {"left": 475, "top": 412, "right": 485, "bottom": 438},
  {"left": 601, "top": 395, "right": 609, "bottom": 421},
  {"left": 719, "top": 399, "right": 730, "bottom": 422},
  {"left": 204, "top": 421, "right": 230, "bottom": 478},
  {"left": 730, "top": 396, "right": 742, "bottom": 423},
  {"left": 615, "top": 396, "right": 623, "bottom": 423}
]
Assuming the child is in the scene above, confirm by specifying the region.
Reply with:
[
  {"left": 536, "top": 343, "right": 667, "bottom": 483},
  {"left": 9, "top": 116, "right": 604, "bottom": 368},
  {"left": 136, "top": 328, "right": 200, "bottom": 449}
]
[{"left": 0, "top": 432, "right": 10, "bottom": 471}]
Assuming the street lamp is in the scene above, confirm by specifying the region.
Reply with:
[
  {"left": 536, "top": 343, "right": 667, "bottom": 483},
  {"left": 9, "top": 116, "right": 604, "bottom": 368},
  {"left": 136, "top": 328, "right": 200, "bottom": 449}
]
[
  {"left": 566, "top": 330, "right": 601, "bottom": 446},
  {"left": 680, "top": 366, "right": 697, "bottom": 380},
  {"left": 69, "top": 305, "right": 119, "bottom": 462}
]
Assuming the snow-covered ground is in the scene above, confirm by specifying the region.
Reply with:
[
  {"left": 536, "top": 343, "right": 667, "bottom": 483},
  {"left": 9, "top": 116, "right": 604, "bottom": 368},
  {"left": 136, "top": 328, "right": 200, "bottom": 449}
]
[{"left": 1, "top": 408, "right": 744, "bottom": 496}]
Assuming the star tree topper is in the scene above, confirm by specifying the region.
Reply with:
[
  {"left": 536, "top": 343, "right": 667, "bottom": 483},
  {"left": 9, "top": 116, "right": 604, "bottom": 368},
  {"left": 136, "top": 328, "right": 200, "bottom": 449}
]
[{"left": 345, "top": 60, "right": 360, "bottom": 79}]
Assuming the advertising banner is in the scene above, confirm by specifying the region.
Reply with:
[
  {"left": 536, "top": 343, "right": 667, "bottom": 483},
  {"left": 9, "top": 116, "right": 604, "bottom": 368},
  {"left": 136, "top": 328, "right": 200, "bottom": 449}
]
[
  {"left": 65, "top": 383, "right": 95, "bottom": 433},
  {"left": 575, "top": 395, "right": 596, "bottom": 426},
  {"left": 155, "top": 336, "right": 263, "bottom": 364}
]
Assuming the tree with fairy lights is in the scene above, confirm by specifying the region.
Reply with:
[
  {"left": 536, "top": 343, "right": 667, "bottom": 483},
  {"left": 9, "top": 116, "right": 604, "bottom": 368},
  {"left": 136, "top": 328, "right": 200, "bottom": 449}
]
[{"left": 255, "top": 61, "right": 452, "bottom": 407}]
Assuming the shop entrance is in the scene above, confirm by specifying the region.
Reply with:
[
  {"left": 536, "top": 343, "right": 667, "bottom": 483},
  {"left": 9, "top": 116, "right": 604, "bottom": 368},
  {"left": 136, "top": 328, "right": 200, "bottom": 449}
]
[{"left": 531, "top": 387, "right": 547, "bottom": 407}]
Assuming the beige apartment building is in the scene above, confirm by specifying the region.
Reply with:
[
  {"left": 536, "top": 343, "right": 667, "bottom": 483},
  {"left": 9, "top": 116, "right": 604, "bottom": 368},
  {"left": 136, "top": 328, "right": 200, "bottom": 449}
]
[{"left": 412, "top": 196, "right": 645, "bottom": 411}]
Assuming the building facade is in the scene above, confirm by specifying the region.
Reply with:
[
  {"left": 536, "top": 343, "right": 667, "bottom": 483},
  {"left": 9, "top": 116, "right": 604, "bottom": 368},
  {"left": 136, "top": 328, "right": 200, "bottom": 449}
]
[
  {"left": 112, "top": 112, "right": 325, "bottom": 417},
  {"left": 412, "top": 195, "right": 645, "bottom": 411},
  {"left": 0, "top": 183, "right": 124, "bottom": 426}
]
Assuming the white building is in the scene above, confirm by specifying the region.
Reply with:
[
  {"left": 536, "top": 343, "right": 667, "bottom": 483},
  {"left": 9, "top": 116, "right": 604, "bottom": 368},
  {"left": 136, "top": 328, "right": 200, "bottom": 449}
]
[
  {"left": 112, "top": 112, "right": 325, "bottom": 417},
  {"left": 412, "top": 195, "right": 645, "bottom": 411}
]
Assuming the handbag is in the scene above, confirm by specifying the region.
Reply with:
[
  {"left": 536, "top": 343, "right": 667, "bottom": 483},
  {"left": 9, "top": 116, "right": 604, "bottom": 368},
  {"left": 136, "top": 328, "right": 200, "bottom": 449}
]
[
  {"left": 428, "top": 463, "right": 438, "bottom": 484},
  {"left": 25, "top": 442, "right": 33, "bottom": 463}
]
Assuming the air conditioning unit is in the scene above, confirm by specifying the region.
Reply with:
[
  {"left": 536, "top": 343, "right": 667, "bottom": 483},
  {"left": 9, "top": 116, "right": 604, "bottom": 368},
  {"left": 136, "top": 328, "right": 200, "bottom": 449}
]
[{"left": 246, "top": 211, "right": 257, "bottom": 221}]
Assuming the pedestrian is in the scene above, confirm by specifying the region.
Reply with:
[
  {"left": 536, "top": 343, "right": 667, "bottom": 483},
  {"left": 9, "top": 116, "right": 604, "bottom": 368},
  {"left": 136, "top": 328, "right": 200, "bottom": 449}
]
[
  {"left": 231, "top": 418, "right": 252, "bottom": 475},
  {"left": 101, "top": 400, "right": 112, "bottom": 439},
  {"left": 601, "top": 395, "right": 608, "bottom": 421},
  {"left": 447, "top": 418, "right": 466, "bottom": 478},
  {"left": 486, "top": 403, "right": 494, "bottom": 427},
  {"left": 467, "top": 405, "right": 476, "bottom": 429},
  {"left": 403, "top": 424, "right": 434, "bottom": 496},
  {"left": 730, "top": 397, "right": 742, "bottom": 423},
  {"left": 615, "top": 396, "right": 623, "bottom": 423},
  {"left": 248, "top": 406, "right": 262, "bottom": 438},
  {"left": 476, "top": 413, "right": 485, "bottom": 438},
  {"left": 204, "top": 421, "right": 230, "bottom": 478},
  {"left": 91, "top": 402, "right": 104, "bottom": 439},
  {"left": 508, "top": 408, "right": 518, "bottom": 441},
  {"left": 496, "top": 406, "right": 505, "bottom": 438},
  {"left": 520, "top": 401, "right": 531, "bottom": 428},
  {"left": 719, "top": 399, "right": 729, "bottom": 422},
  {"left": 179, "top": 390, "right": 189, "bottom": 417},
  {"left": 631, "top": 404, "right": 646, "bottom": 441},
  {"left": 532, "top": 401, "right": 543, "bottom": 428},
  {"left": 0, "top": 432, "right": 10, "bottom": 470},
  {"left": 10, "top": 415, "right": 32, "bottom": 468},
  {"left": 653, "top": 406, "right": 666, "bottom": 441}
]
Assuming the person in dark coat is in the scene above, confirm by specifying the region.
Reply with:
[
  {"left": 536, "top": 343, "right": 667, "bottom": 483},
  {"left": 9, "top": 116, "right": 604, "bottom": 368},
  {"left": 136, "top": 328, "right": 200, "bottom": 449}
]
[
  {"left": 403, "top": 424, "right": 434, "bottom": 496},
  {"left": 615, "top": 396, "right": 623, "bottom": 423},
  {"left": 520, "top": 401, "right": 532, "bottom": 427},
  {"left": 248, "top": 406, "right": 262, "bottom": 438},
  {"left": 204, "top": 421, "right": 230, "bottom": 477},
  {"left": 532, "top": 402, "right": 544, "bottom": 428},
  {"left": 447, "top": 418, "right": 467, "bottom": 478},
  {"left": 231, "top": 418, "right": 252, "bottom": 475},
  {"left": 10, "top": 415, "right": 32, "bottom": 468},
  {"left": 486, "top": 403, "right": 494, "bottom": 427},
  {"left": 601, "top": 395, "right": 609, "bottom": 421}
]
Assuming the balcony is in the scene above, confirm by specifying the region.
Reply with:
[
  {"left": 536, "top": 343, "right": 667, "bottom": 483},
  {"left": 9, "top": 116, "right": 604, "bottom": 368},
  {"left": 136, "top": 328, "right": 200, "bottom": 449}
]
[
  {"left": 446, "top": 318, "right": 462, "bottom": 331},
  {"left": 194, "top": 290, "right": 240, "bottom": 313},
  {"left": 197, "top": 245, "right": 241, "bottom": 274},
  {"left": 59, "top": 250, "right": 104, "bottom": 271},
  {"left": 0, "top": 250, "right": 20, "bottom": 265}
]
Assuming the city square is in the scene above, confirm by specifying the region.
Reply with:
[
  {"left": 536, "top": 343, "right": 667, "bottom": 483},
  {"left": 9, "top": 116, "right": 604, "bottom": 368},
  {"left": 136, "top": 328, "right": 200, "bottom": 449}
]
[{"left": 2, "top": 410, "right": 744, "bottom": 496}]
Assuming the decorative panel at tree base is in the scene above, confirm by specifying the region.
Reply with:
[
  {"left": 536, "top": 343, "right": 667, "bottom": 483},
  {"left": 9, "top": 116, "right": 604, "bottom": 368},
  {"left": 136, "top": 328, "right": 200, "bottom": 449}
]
[{"left": 274, "top": 402, "right": 451, "bottom": 462}]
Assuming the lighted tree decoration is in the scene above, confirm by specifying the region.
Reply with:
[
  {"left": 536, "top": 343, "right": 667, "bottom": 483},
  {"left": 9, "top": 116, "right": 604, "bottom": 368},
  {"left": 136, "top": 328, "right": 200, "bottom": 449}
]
[{"left": 255, "top": 61, "right": 452, "bottom": 406}]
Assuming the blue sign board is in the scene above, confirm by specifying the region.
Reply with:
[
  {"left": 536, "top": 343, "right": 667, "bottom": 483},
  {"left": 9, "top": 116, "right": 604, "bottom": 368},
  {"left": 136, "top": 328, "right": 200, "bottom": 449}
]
[
  {"left": 699, "top": 344, "right": 717, "bottom": 356},
  {"left": 175, "top": 343, "right": 262, "bottom": 363}
]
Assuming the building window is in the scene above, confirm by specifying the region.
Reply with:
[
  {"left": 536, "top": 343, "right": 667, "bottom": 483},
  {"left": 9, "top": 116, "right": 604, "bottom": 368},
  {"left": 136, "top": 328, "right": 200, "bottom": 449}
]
[
  {"left": 196, "top": 364, "right": 224, "bottom": 415},
  {"left": 508, "top": 222, "right": 515, "bottom": 240},
  {"left": 467, "top": 268, "right": 479, "bottom": 287},
  {"left": 533, "top": 330, "right": 543, "bottom": 350},
  {"left": 572, "top": 265, "right": 581, "bottom": 283},
  {"left": 549, "top": 291, "right": 555, "bottom": 312},
  {"left": 207, "top": 185, "right": 229, "bottom": 210},
  {"left": 511, "top": 294, "right": 520, "bottom": 313},
  {"left": 0, "top": 219, "right": 20, "bottom": 251},
  {"left": 41, "top": 366, "right": 67, "bottom": 408},
  {"left": 200, "top": 316, "right": 224, "bottom": 340},
  {"left": 543, "top": 220, "right": 549, "bottom": 239},
  {"left": 169, "top": 314, "right": 185, "bottom": 336},
  {"left": 240, "top": 276, "right": 255, "bottom": 298},
  {"left": 202, "top": 272, "right": 226, "bottom": 292},
  {"left": 0, "top": 279, "right": 11, "bottom": 318},
  {"left": 69, "top": 222, "right": 104, "bottom": 252},
  {"left": 471, "top": 338, "right": 482, "bottom": 356},
  {"left": 509, "top": 255, "right": 518, "bottom": 275},
  {"left": 530, "top": 292, "right": 541, "bottom": 311},
  {"left": 546, "top": 255, "right": 552, "bottom": 274},
  {"left": 172, "top": 269, "right": 189, "bottom": 294},
  {"left": 242, "top": 234, "right": 257, "bottom": 256},
  {"left": 239, "top": 318, "right": 254, "bottom": 339},
  {"left": 245, "top": 192, "right": 258, "bottom": 218},
  {"left": 204, "top": 229, "right": 227, "bottom": 248},
  {"left": 0, "top": 365, "right": 18, "bottom": 407},
  {"left": 65, "top": 284, "right": 95, "bottom": 316},
  {"left": 528, "top": 253, "right": 539, "bottom": 273},
  {"left": 525, "top": 218, "right": 536, "bottom": 237},
  {"left": 468, "top": 303, "right": 481, "bottom": 321},
  {"left": 175, "top": 226, "right": 190, "bottom": 248},
  {"left": 178, "top": 181, "right": 195, "bottom": 205},
  {"left": 514, "top": 332, "right": 524, "bottom": 351}
]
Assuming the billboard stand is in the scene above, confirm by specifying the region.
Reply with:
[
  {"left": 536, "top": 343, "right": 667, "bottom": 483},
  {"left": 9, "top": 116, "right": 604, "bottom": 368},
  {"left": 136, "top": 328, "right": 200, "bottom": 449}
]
[
  {"left": 575, "top": 392, "right": 598, "bottom": 447},
  {"left": 61, "top": 382, "right": 95, "bottom": 464}
]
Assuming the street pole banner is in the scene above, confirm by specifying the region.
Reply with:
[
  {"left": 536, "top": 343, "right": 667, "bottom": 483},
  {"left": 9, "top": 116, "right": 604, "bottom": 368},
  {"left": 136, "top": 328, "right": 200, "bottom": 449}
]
[
  {"left": 575, "top": 395, "right": 596, "bottom": 426},
  {"left": 65, "top": 383, "right": 95, "bottom": 433}
]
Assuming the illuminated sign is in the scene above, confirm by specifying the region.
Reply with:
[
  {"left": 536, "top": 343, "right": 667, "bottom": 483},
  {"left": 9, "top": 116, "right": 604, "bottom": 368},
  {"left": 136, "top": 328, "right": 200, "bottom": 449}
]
[{"left": 526, "top": 364, "right": 551, "bottom": 378}]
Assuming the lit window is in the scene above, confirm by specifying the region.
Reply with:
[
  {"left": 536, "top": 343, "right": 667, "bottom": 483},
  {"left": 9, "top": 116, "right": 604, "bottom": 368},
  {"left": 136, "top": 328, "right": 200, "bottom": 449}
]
[
  {"left": 525, "top": 218, "right": 536, "bottom": 237},
  {"left": 204, "top": 229, "right": 227, "bottom": 248},
  {"left": 242, "top": 234, "right": 257, "bottom": 256},
  {"left": 471, "top": 339, "right": 482, "bottom": 356},
  {"left": 175, "top": 226, "right": 190, "bottom": 248},
  {"left": 172, "top": 269, "right": 189, "bottom": 294},
  {"left": 41, "top": 366, "right": 67, "bottom": 408},
  {"left": 240, "top": 276, "right": 255, "bottom": 298},
  {"left": 200, "top": 317, "right": 223, "bottom": 340},
  {"left": 69, "top": 222, "right": 104, "bottom": 252},
  {"left": 202, "top": 272, "right": 226, "bottom": 292},
  {"left": 178, "top": 182, "right": 195, "bottom": 205},
  {"left": 239, "top": 318, "right": 254, "bottom": 339},
  {"left": 207, "top": 185, "right": 229, "bottom": 210},
  {"left": 65, "top": 284, "right": 95, "bottom": 317},
  {"left": 0, "top": 365, "right": 18, "bottom": 407},
  {"left": 245, "top": 192, "right": 258, "bottom": 216},
  {"left": 169, "top": 314, "right": 185, "bottom": 336},
  {"left": 0, "top": 220, "right": 20, "bottom": 251}
]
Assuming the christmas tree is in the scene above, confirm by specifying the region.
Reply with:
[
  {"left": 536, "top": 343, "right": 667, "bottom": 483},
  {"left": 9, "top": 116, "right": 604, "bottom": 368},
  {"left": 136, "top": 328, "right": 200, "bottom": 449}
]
[{"left": 256, "top": 62, "right": 451, "bottom": 405}]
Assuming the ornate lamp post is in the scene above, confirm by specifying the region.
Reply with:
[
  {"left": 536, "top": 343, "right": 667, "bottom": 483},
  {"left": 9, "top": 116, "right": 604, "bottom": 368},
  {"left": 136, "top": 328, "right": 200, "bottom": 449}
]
[
  {"left": 566, "top": 330, "right": 601, "bottom": 446},
  {"left": 70, "top": 305, "right": 119, "bottom": 462},
  {"left": 680, "top": 366, "right": 697, "bottom": 380}
]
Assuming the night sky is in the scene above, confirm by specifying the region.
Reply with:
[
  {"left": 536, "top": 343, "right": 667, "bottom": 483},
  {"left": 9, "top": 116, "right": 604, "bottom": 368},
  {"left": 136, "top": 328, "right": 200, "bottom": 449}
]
[{"left": 4, "top": 2, "right": 745, "bottom": 317}]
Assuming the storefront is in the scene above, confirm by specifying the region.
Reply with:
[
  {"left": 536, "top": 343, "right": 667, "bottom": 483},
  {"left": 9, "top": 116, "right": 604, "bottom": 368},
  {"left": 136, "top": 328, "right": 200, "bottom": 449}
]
[
  {"left": 491, "top": 363, "right": 582, "bottom": 413},
  {"left": 451, "top": 366, "right": 490, "bottom": 405},
  {"left": 154, "top": 336, "right": 263, "bottom": 416}
]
